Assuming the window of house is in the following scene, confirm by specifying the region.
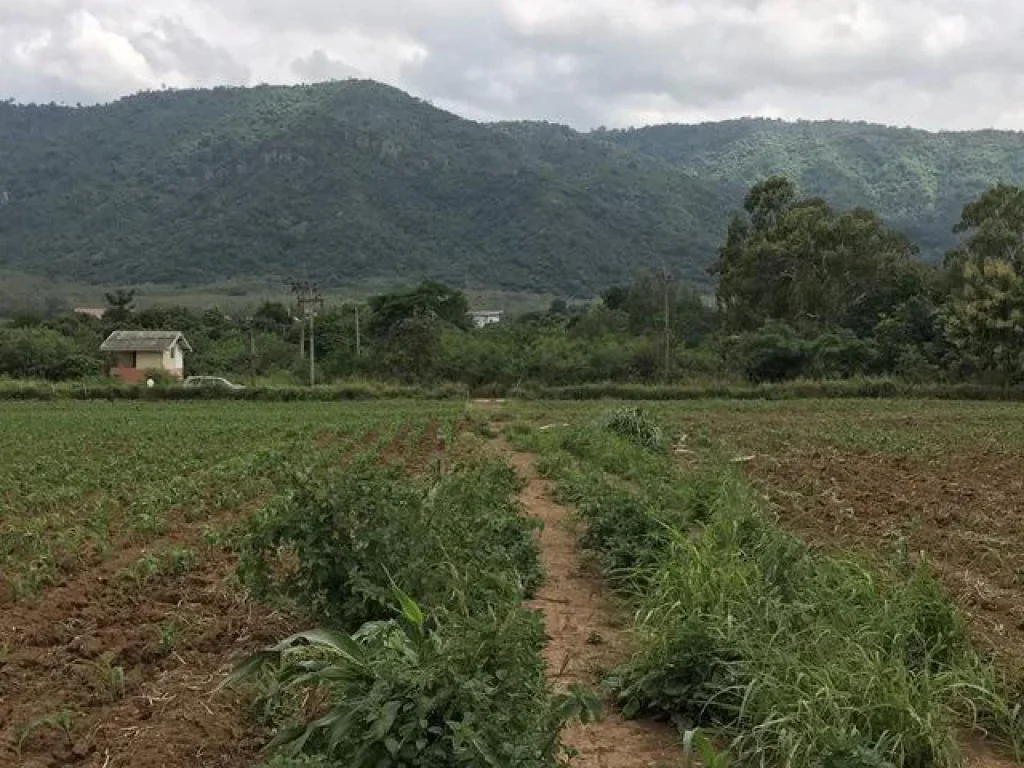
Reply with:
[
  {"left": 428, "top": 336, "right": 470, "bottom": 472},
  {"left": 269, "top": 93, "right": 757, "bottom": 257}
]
[{"left": 170, "top": 345, "right": 176, "bottom": 360}]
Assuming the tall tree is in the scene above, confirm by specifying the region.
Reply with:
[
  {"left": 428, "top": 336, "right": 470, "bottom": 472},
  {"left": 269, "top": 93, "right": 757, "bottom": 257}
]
[
  {"left": 952, "top": 184, "right": 1024, "bottom": 271},
  {"left": 714, "top": 178, "right": 921, "bottom": 334},
  {"left": 944, "top": 258, "right": 1024, "bottom": 383},
  {"left": 103, "top": 289, "right": 136, "bottom": 324}
]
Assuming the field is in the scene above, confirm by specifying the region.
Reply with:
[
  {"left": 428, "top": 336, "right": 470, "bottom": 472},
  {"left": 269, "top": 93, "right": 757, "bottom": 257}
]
[
  {"left": 2, "top": 398, "right": 1023, "bottom": 767},
  {"left": 511, "top": 399, "right": 1024, "bottom": 664},
  {"left": 0, "top": 401, "right": 465, "bottom": 766}
]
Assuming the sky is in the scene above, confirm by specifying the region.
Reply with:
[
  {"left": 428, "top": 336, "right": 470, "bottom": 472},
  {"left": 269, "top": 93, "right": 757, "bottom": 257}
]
[{"left": 3, "top": 0, "right": 1024, "bottom": 131}]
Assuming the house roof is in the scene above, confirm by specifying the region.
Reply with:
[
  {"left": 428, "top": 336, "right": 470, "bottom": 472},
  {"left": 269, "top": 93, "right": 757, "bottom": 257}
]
[{"left": 100, "top": 331, "right": 192, "bottom": 353}]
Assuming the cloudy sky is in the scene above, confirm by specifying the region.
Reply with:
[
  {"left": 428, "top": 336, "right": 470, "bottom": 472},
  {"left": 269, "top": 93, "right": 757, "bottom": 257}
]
[{"left": 3, "top": 0, "right": 1023, "bottom": 131}]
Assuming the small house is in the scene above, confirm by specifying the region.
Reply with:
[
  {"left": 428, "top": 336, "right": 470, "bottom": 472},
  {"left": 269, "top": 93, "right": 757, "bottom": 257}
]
[
  {"left": 470, "top": 310, "right": 504, "bottom": 329},
  {"left": 100, "top": 331, "right": 191, "bottom": 384}
]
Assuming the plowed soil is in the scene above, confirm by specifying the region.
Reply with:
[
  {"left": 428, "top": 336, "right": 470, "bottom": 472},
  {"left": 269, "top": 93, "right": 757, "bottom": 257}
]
[
  {"left": 0, "top": 504, "right": 295, "bottom": 768},
  {"left": 751, "top": 448, "right": 1024, "bottom": 666}
]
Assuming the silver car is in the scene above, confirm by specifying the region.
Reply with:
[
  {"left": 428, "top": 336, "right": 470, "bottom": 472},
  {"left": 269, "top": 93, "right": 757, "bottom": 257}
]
[{"left": 183, "top": 376, "right": 245, "bottom": 390}]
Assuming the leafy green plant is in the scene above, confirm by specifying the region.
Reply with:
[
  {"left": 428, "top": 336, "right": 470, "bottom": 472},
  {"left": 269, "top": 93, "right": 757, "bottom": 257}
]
[
  {"left": 683, "top": 730, "right": 732, "bottom": 768},
  {"left": 237, "top": 459, "right": 540, "bottom": 627},
  {"left": 76, "top": 652, "right": 126, "bottom": 702},
  {"left": 531, "top": 418, "right": 1024, "bottom": 768},
  {"left": 158, "top": 622, "right": 178, "bottom": 653},
  {"left": 15, "top": 709, "right": 76, "bottom": 757},
  {"left": 225, "top": 590, "right": 566, "bottom": 767}
]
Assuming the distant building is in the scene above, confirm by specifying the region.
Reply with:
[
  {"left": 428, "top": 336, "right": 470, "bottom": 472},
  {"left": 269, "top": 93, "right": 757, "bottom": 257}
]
[
  {"left": 100, "top": 331, "right": 191, "bottom": 384},
  {"left": 470, "top": 310, "right": 504, "bottom": 329},
  {"left": 74, "top": 307, "right": 106, "bottom": 319}
]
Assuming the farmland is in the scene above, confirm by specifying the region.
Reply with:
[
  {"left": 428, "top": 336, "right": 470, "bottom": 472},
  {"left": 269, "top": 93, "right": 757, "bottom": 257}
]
[{"left": 2, "top": 398, "right": 1024, "bottom": 767}]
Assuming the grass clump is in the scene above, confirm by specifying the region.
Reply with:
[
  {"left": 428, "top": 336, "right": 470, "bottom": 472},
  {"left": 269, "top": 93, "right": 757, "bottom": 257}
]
[
  {"left": 598, "top": 406, "right": 665, "bottom": 451},
  {"left": 614, "top": 477, "right": 975, "bottom": 767}
]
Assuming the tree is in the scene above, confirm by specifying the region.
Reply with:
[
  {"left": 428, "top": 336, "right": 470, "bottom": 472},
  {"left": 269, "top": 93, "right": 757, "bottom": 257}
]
[
  {"left": 952, "top": 184, "right": 1024, "bottom": 271},
  {"left": 944, "top": 258, "right": 1024, "bottom": 384},
  {"left": 714, "top": 178, "right": 921, "bottom": 335},
  {"left": 103, "top": 289, "right": 136, "bottom": 324},
  {"left": 368, "top": 282, "right": 469, "bottom": 339},
  {"left": 744, "top": 176, "right": 797, "bottom": 232}
]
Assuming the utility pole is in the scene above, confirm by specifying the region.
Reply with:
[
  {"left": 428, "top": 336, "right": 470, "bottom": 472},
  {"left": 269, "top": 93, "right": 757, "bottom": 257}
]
[
  {"left": 248, "top": 319, "right": 256, "bottom": 386},
  {"left": 354, "top": 304, "right": 362, "bottom": 358},
  {"left": 309, "top": 312, "right": 316, "bottom": 386},
  {"left": 290, "top": 281, "right": 324, "bottom": 386},
  {"left": 661, "top": 267, "right": 675, "bottom": 383}
]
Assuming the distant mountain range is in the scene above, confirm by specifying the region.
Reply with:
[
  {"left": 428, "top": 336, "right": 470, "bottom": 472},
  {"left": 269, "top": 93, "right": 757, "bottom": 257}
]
[{"left": 2, "top": 80, "right": 1023, "bottom": 296}]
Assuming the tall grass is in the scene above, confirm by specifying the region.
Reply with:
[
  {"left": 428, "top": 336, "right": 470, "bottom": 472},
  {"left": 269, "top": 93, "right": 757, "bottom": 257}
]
[{"left": 525, "top": 417, "right": 1024, "bottom": 767}]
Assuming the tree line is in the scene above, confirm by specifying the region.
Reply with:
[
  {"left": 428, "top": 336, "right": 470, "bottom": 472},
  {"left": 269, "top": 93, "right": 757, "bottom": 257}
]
[{"left": 3, "top": 178, "right": 1024, "bottom": 388}]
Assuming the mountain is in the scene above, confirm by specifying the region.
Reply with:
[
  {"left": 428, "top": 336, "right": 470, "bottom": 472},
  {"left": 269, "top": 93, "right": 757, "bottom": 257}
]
[
  {"left": 0, "top": 81, "right": 730, "bottom": 296},
  {"left": 601, "top": 119, "right": 1024, "bottom": 259},
  {"left": 3, "top": 82, "right": 1024, "bottom": 296}
]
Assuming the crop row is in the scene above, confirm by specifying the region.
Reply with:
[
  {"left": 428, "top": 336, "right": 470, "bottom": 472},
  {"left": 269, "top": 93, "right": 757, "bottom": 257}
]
[
  {"left": 224, "top": 447, "right": 594, "bottom": 766},
  {"left": 511, "top": 408, "right": 1024, "bottom": 767},
  {"left": 0, "top": 402, "right": 465, "bottom": 599}
]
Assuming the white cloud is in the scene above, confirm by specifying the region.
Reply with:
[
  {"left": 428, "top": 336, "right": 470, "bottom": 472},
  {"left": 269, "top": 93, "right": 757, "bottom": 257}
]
[{"left": 1, "top": 0, "right": 1024, "bottom": 130}]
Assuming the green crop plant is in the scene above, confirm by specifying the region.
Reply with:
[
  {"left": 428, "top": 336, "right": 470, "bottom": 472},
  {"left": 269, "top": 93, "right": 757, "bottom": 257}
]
[
  {"left": 164, "top": 547, "right": 197, "bottom": 575},
  {"left": 237, "top": 458, "right": 540, "bottom": 628},
  {"left": 15, "top": 709, "right": 76, "bottom": 757},
  {"left": 157, "top": 622, "right": 179, "bottom": 654},
  {"left": 224, "top": 589, "right": 570, "bottom": 767},
  {"left": 76, "top": 652, "right": 126, "bottom": 702}
]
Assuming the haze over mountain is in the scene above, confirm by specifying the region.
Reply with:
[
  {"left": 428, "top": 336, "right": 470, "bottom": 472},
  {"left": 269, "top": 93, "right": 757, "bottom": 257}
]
[{"left": 2, "top": 80, "right": 1024, "bottom": 296}]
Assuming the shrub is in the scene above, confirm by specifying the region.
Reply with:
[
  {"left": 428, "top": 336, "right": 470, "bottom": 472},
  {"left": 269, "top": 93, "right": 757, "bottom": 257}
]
[
  {"left": 227, "top": 596, "right": 564, "bottom": 768},
  {"left": 237, "top": 459, "right": 540, "bottom": 628},
  {"left": 731, "top": 322, "right": 808, "bottom": 383}
]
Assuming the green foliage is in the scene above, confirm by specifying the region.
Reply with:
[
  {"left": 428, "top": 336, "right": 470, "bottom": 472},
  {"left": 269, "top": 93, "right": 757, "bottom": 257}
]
[
  {"left": 0, "top": 83, "right": 731, "bottom": 295},
  {"left": 715, "top": 177, "right": 923, "bottom": 335},
  {"left": 237, "top": 459, "right": 541, "bottom": 627},
  {"left": 0, "top": 327, "right": 102, "bottom": 380},
  {"left": 528, "top": 413, "right": 1024, "bottom": 768},
  {"left": 598, "top": 407, "right": 665, "bottom": 451},
  {"left": 228, "top": 597, "right": 562, "bottom": 767},
  {"left": 604, "top": 118, "right": 1024, "bottom": 262}
]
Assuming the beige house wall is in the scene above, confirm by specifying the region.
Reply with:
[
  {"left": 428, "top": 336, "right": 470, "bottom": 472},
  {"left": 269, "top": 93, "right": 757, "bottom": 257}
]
[
  {"left": 162, "top": 343, "right": 186, "bottom": 374},
  {"left": 135, "top": 351, "right": 164, "bottom": 370}
]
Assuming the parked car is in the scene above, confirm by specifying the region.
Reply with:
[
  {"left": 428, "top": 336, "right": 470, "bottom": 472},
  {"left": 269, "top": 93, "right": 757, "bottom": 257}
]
[{"left": 183, "top": 376, "right": 245, "bottom": 390}]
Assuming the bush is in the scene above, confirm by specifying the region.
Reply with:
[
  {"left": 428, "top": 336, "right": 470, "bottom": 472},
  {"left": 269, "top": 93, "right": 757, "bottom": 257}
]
[
  {"left": 237, "top": 459, "right": 540, "bottom": 627},
  {"left": 730, "top": 322, "right": 808, "bottom": 383},
  {"left": 229, "top": 598, "right": 563, "bottom": 768}
]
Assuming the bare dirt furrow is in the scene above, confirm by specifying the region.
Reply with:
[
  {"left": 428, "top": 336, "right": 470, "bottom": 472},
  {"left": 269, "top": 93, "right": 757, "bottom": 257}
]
[{"left": 503, "top": 447, "right": 681, "bottom": 768}]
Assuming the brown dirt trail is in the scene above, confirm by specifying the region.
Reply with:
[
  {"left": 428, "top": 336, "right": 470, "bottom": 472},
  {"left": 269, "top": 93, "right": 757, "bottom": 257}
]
[{"left": 502, "top": 446, "right": 681, "bottom": 767}]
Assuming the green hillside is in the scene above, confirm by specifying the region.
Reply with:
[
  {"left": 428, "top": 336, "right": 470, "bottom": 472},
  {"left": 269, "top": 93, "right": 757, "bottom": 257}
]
[
  {"left": 4, "top": 82, "right": 1024, "bottom": 296},
  {"left": 602, "top": 119, "right": 1024, "bottom": 259},
  {"left": 0, "top": 81, "right": 730, "bottom": 296}
]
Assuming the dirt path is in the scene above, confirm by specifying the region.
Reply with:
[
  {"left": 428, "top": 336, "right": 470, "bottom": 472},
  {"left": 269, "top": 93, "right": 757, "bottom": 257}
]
[{"left": 502, "top": 446, "right": 681, "bottom": 767}]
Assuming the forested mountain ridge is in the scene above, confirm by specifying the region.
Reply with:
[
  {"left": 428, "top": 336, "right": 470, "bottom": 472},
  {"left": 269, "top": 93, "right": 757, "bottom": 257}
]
[
  {"left": 0, "top": 81, "right": 730, "bottom": 295},
  {"left": 602, "top": 118, "right": 1024, "bottom": 259},
  {"left": 3, "top": 80, "right": 1024, "bottom": 295}
]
